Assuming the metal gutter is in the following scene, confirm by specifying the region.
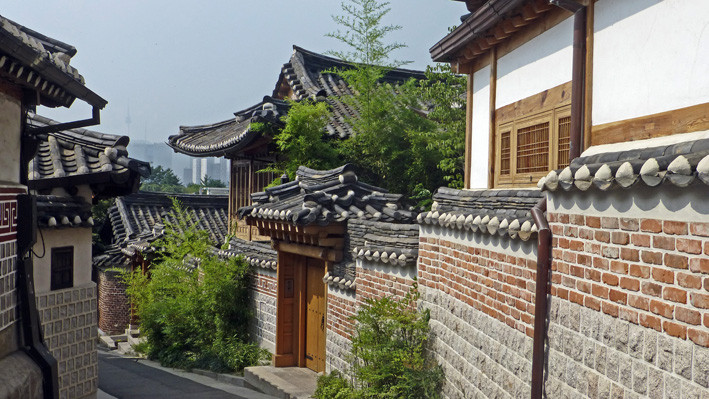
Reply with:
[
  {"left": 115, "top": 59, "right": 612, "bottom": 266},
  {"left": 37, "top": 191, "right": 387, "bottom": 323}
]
[
  {"left": 26, "top": 106, "right": 101, "bottom": 136},
  {"left": 430, "top": 0, "right": 526, "bottom": 62},
  {"left": 530, "top": 196, "right": 550, "bottom": 399}
]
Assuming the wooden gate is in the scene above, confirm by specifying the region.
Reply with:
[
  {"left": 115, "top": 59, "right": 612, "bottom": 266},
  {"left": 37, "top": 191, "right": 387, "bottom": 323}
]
[{"left": 305, "top": 258, "right": 326, "bottom": 372}]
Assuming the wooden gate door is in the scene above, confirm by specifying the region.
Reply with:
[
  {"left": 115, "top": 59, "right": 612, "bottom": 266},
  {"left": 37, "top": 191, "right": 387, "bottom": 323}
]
[{"left": 305, "top": 258, "right": 326, "bottom": 372}]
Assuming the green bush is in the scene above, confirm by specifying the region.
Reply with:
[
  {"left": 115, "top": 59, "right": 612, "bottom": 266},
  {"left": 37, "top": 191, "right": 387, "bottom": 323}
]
[
  {"left": 315, "top": 285, "right": 443, "bottom": 399},
  {"left": 125, "top": 198, "right": 269, "bottom": 372}
]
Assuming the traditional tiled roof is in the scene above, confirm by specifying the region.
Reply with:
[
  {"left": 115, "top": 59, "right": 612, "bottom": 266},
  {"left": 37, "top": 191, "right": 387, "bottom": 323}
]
[
  {"left": 218, "top": 237, "right": 277, "bottom": 271},
  {"left": 28, "top": 114, "right": 150, "bottom": 197},
  {"left": 168, "top": 46, "right": 427, "bottom": 157},
  {"left": 238, "top": 164, "right": 417, "bottom": 226},
  {"left": 538, "top": 133, "right": 709, "bottom": 192},
  {"left": 350, "top": 219, "right": 419, "bottom": 266},
  {"left": 417, "top": 187, "right": 542, "bottom": 241},
  {"left": 167, "top": 97, "right": 289, "bottom": 157},
  {"left": 102, "top": 191, "right": 229, "bottom": 248},
  {"left": 0, "top": 15, "right": 106, "bottom": 108},
  {"left": 93, "top": 245, "right": 130, "bottom": 270},
  {"left": 36, "top": 195, "right": 93, "bottom": 228}
]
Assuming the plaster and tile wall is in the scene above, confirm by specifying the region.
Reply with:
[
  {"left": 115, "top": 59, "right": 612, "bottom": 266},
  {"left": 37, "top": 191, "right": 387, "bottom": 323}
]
[
  {"left": 97, "top": 269, "right": 131, "bottom": 335},
  {"left": 469, "top": 66, "right": 492, "bottom": 189},
  {"left": 33, "top": 227, "right": 93, "bottom": 293},
  {"left": 250, "top": 269, "right": 277, "bottom": 352},
  {"left": 592, "top": 0, "right": 709, "bottom": 125},
  {"left": 543, "top": 187, "right": 709, "bottom": 397},
  {"left": 36, "top": 284, "right": 98, "bottom": 399},
  {"left": 418, "top": 225, "right": 537, "bottom": 399},
  {"left": 0, "top": 90, "right": 22, "bottom": 183}
]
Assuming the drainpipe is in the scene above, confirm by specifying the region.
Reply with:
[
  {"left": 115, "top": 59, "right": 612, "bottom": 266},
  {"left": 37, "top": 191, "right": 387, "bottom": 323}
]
[
  {"left": 26, "top": 106, "right": 101, "bottom": 135},
  {"left": 549, "top": 0, "right": 587, "bottom": 160},
  {"left": 530, "top": 197, "right": 551, "bottom": 399}
]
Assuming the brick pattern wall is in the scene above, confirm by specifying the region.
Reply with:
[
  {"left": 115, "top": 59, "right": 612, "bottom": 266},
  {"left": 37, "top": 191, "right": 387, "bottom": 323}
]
[
  {"left": 0, "top": 241, "right": 17, "bottom": 333},
  {"left": 548, "top": 213, "right": 709, "bottom": 348},
  {"left": 97, "top": 269, "right": 131, "bottom": 335},
  {"left": 355, "top": 263, "right": 416, "bottom": 304},
  {"left": 249, "top": 270, "right": 277, "bottom": 352},
  {"left": 326, "top": 288, "right": 356, "bottom": 374},
  {"left": 418, "top": 235, "right": 538, "bottom": 337},
  {"left": 36, "top": 283, "right": 98, "bottom": 399}
]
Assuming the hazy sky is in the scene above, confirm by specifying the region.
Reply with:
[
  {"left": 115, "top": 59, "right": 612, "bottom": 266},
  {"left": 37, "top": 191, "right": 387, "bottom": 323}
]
[{"left": 3, "top": 1, "right": 464, "bottom": 144}]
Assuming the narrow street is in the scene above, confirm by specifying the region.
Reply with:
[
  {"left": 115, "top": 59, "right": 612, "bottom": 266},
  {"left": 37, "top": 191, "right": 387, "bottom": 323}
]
[{"left": 98, "top": 350, "right": 274, "bottom": 399}]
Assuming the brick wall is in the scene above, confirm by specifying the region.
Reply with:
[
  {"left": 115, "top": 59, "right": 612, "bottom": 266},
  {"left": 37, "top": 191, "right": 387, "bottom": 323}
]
[
  {"left": 36, "top": 283, "right": 98, "bottom": 399},
  {"left": 97, "top": 269, "right": 131, "bottom": 335},
  {"left": 326, "top": 287, "right": 356, "bottom": 373},
  {"left": 249, "top": 269, "right": 277, "bottom": 352},
  {"left": 417, "top": 224, "right": 537, "bottom": 399},
  {"left": 355, "top": 261, "right": 417, "bottom": 305}
]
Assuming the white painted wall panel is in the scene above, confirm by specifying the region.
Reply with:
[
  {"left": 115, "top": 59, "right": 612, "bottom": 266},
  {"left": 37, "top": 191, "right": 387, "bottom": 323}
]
[
  {"left": 470, "top": 66, "right": 491, "bottom": 188},
  {"left": 0, "top": 90, "right": 21, "bottom": 184},
  {"left": 496, "top": 17, "right": 574, "bottom": 108},
  {"left": 34, "top": 227, "right": 93, "bottom": 293},
  {"left": 593, "top": 0, "right": 709, "bottom": 125}
]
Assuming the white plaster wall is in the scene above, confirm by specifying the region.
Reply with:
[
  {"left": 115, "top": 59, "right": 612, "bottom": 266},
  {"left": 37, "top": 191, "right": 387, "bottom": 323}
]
[
  {"left": 470, "top": 66, "right": 491, "bottom": 188},
  {"left": 0, "top": 89, "right": 21, "bottom": 184},
  {"left": 33, "top": 227, "right": 93, "bottom": 294},
  {"left": 593, "top": 0, "right": 709, "bottom": 125},
  {"left": 496, "top": 17, "right": 574, "bottom": 108}
]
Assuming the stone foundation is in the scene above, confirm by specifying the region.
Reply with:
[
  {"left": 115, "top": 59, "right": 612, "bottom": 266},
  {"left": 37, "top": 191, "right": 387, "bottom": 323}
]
[{"left": 250, "top": 269, "right": 277, "bottom": 352}]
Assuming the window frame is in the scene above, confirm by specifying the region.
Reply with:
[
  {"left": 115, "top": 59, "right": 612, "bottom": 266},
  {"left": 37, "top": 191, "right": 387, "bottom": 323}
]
[{"left": 50, "top": 246, "right": 74, "bottom": 291}]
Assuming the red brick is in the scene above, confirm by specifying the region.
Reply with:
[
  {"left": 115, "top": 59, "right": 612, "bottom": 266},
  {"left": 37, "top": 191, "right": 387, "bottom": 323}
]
[
  {"left": 577, "top": 280, "right": 592, "bottom": 294},
  {"left": 570, "top": 265, "right": 585, "bottom": 278},
  {"left": 641, "top": 281, "right": 663, "bottom": 298},
  {"left": 609, "top": 289, "right": 627, "bottom": 305},
  {"left": 689, "top": 222, "right": 709, "bottom": 237},
  {"left": 610, "top": 261, "right": 629, "bottom": 274},
  {"left": 640, "top": 219, "right": 663, "bottom": 233},
  {"left": 691, "top": 292, "right": 709, "bottom": 309},
  {"left": 569, "top": 239, "right": 584, "bottom": 252},
  {"left": 602, "top": 273, "right": 620, "bottom": 286},
  {"left": 705, "top": 313, "right": 709, "bottom": 328},
  {"left": 664, "top": 254, "right": 688, "bottom": 270},
  {"left": 664, "top": 221, "right": 688, "bottom": 235},
  {"left": 639, "top": 313, "right": 662, "bottom": 331},
  {"left": 593, "top": 257, "right": 610, "bottom": 270},
  {"left": 676, "top": 238, "right": 702, "bottom": 255},
  {"left": 641, "top": 251, "right": 663, "bottom": 265},
  {"left": 612, "top": 232, "right": 630, "bottom": 245},
  {"left": 586, "top": 269, "right": 602, "bottom": 282},
  {"left": 592, "top": 284, "right": 610, "bottom": 299},
  {"left": 619, "top": 218, "right": 639, "bottom": 231},
  {"left": 579, "top": 228, "right": 593, "bottom": 240},
  {"left": 558, "top": 214, "right": 570, "bottom": 223},
  {"left": 652, "top": 236, "right": 675, "bottom": 250},
  {"left": 689, "top": 258, "right": 709, "bottom": 274},
  {"left": 675, "top": 307, "right": 701, "bottom": 325},
  {"left": 602, "top": 217, "right": 619, "bottom": 229},
  {"left": 569, "top": 290, "right": 584, "bottom": 305},
  {"left": 631, "top": 233, "right": 651, "bottom": 248},
  {"left": 618, "top": 308, "right": 639, "bottom": 324},
  {"left": 649, "top": 299, "right": 674, "bottom": 318},
  {"left": 586, "top": 216, "right": 601, "bottom": 228},
  {"left": 602, "top": 302, "right": 619, "bottom": 317},
  {"left": 652, "top": 268, "right": 674, "bottom": 284},
  {"left": 630, "top": 264, "right": 650, "bottom": 278},
  {"left": 620, "top": 248, "right": 640, "bottom": 262},
  {"left": 663, "top": 287, "right": 687, "bottom": 304},
  {"left": 577, "top": 254, "right": 592, "bottom": 267},
  {"left": 585, "top": 296, "right": 601, "bottom": 311},
  {"left": 663, "top": 320, "right": 687, "bottom": 339},
  {"left": 570, "top": 214, "right": 585, "bottom": 226},
  {"left": 688, "top": 328, "right": 709, "bottom": 347},
  {"left": 595, "top": 231, "right": 611, "bottom": 243},
  {"left": 620, "top": 277, "right": 640, "bottom": 291},
  {"left": 677, "top": 273, "right": 702, "bottom": 289},
  {"left": 628, "top": 294, "right": 649, "bottom": 311}
]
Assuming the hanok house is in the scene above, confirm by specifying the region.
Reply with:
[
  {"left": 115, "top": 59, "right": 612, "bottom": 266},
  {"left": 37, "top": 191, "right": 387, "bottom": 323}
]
[
  {"left": 236, "top": 164, "right": 419, "bottom": 373},
  {"left": 167, "top": 46, "right": 426, "bottom": 242},
  {"left": 411, "top": 0, "right": 709, "bottom": 398},
  {"left": 25, "top": 113, "right": 149, "bottom": 398},
  {"left": 93, "top": 191, "right": 229, "bottom": 335}
]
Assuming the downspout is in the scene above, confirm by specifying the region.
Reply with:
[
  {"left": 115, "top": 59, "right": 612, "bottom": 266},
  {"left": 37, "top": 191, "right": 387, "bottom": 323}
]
[
  {"left": 26, "top": 106, "right": 101, "bottom": 135},
  {"left": 549, "top": 0, "right": 587, "bottom": 160},
  {"left": 530, "top": 197, "right": 551, "bottom": 399}
]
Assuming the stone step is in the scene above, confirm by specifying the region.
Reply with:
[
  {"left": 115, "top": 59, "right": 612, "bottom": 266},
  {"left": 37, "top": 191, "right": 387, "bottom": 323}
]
[
  {"left": 244, "top": 366, "right": 317, "bottom": 399},
  {"left": 116, "top": 341, "right": 136, "bottom": 356}
]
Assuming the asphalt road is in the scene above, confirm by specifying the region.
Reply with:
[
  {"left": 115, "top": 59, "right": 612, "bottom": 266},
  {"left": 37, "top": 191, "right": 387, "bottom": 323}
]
[{"left": 98, "top": 351, "right": 271, "bottom": 399}]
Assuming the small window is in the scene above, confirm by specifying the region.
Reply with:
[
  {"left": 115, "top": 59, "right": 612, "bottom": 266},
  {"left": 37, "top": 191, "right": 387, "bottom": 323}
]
[{"left": 51, "top": 246, "right": 73, "bottom": 290}]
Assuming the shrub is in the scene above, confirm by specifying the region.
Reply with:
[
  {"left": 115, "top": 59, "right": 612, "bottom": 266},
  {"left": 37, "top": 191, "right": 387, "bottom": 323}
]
[
  {"left": 315, "top": 285, "right": 443, "bottom": 399},
  {"left": 125, "top": 198, "right": 269, "bottom": 372}
]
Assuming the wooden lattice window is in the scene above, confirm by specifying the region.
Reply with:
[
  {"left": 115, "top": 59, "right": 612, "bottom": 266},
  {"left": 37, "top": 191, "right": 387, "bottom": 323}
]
[
  {"left": 500, "top": 131, "right": 511, "bottom": 175},
  {"left": 516, "top": 122, "right": 549, "bottom": 174},
  {"left": 51, "top": 246, "right": 73, "bottom": 291},
  {"left": 557, "top": 116, "right": 571, "bottom": 169}
]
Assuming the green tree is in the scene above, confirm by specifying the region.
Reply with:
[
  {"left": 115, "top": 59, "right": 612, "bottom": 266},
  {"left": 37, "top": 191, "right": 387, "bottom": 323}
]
[
  {"left": 201, "top": 176, "right": 226, "bottom": 188},
  {"left": 140, "top": 165, "right": 184, "bottom": 193},
  {"left": 125, "top": 198, "right": 268, "bottom": 371}
]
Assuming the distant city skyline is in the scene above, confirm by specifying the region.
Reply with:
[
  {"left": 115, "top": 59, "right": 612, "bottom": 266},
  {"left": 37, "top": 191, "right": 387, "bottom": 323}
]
[{"left": 2, "top": 1, "right": 465, "bottom": 144}]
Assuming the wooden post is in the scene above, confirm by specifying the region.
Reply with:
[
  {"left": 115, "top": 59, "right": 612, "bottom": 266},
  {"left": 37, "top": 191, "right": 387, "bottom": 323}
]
[
  {"left": 584, "top": 0, "right": 594, "bottom": 150},
  {"left": 248, "top": 158, "right": 254, "bottom": 241},
  {"left": 487, "top": 47, "right": 497, "bottom": 189}
]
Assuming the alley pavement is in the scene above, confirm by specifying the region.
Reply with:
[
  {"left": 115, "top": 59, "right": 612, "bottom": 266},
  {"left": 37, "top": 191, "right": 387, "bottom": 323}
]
[{"left": 98, "top": 350, "right": 276, "bottom": 399}]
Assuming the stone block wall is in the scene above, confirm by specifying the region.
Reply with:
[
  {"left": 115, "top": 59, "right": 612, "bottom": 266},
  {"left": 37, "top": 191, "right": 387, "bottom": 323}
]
[
  {"left": 36, "top": 283, "right": 98, "bottom": 399},
  {"left": 0, "top": 240, "right": 18, "bottom": 339},
  {"left": 249, "top": 269, "right": 277, "bottom": 352},
  {"left": 97, "top": 269, "right": 130, "bottom": 335},
  {"left": 417, "top": 225, "right": 537, "bottom": 399}
]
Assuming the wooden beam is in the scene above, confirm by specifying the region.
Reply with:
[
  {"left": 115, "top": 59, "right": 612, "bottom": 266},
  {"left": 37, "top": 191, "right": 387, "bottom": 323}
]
[
  {"left": 487, "top": 47, "right": 497, "bottom": 189},
  {"left": 465, "top": 74, "right": 474, "bottom": 189},
  {"left": 584, "top": 0, "right": 594, "bottom": 150},
  {"left": 274, "top": 241, "right": 343, "bottom": 262},
  {"left": 591, "top": 102, "right": 709, "bottom": 146},
  {"left": 495, "top": 81, "right": 572, "bottom": 125}
]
